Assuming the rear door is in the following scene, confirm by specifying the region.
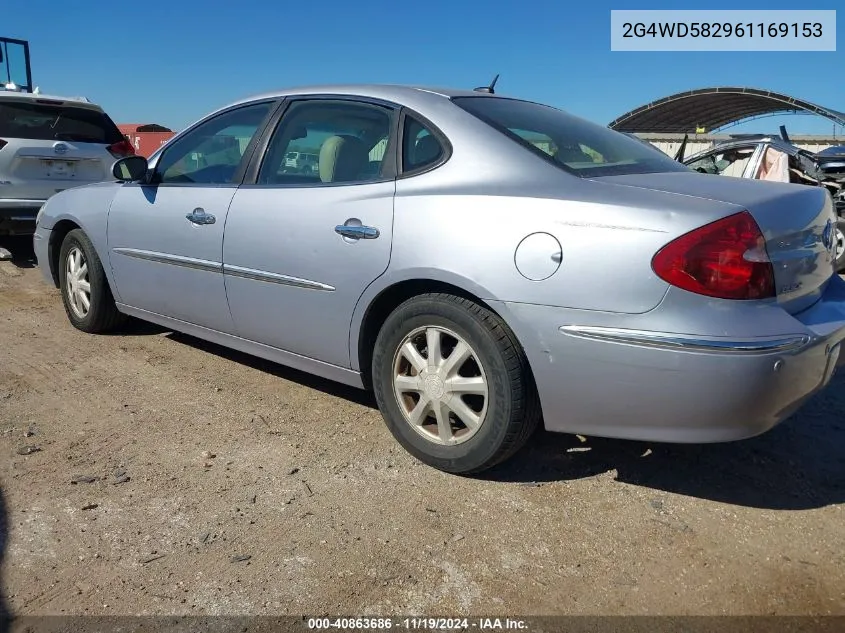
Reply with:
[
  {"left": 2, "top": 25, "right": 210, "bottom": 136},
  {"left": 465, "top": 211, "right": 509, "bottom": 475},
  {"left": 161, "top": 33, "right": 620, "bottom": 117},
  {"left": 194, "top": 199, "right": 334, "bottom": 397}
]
[
  {"left": 107, "top": 100, "right": 277, "bottom": 332},
  {"left": 222, "top": 97, "right": 397, "bottom": 367},
  {"left": 0, "top": 97, "right": 126, "bottom": 203}
]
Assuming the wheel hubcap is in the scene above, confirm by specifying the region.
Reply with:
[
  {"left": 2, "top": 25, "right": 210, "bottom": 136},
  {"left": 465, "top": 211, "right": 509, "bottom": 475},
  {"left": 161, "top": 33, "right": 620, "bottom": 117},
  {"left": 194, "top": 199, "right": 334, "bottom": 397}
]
[
  {"left": 65, "top": 247, "right": 91, "bottom": 318},
  {"left": 392, "top": 325, "right": 489, "bottom": 446}
]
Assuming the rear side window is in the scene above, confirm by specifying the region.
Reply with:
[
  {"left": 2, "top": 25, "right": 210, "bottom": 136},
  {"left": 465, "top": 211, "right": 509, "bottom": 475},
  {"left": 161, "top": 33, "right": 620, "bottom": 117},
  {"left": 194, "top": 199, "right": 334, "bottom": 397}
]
[
  {"left": 0, "top": 100, "right": 125, "bottom": 144},
  {"left": 402, "top": 116, "right": 444, "bottom": 173},
  {"left": 452, "top": 96, "right": 689, "bottom": 178}
]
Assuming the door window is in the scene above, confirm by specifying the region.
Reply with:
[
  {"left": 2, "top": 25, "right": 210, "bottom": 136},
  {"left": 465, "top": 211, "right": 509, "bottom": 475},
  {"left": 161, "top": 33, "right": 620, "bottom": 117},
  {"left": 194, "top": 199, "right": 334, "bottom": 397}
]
[
  {"left": 155, "top": 102, "right": 273, "bottom": 185},
  {"left": 257, "top": 100, "right": 393, "bottom": 185},
  {"left": 687, "top": 146, "right": 756, "bottom": 178}
]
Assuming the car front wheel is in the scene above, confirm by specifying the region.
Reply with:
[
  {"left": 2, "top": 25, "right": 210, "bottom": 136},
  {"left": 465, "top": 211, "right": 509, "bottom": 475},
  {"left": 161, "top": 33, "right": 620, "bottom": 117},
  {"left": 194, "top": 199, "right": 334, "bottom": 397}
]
[
  {"left": 58, "top": 229, "right": 125, "bottom": 333},
  {"left": 372, "top": 293, "right": 541, "bottom": 474}
]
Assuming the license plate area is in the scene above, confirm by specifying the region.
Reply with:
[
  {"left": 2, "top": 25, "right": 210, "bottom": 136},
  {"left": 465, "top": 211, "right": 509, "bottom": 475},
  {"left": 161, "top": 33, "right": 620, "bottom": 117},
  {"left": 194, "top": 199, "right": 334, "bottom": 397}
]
[{"left": 41, "top": 159, "right": 77, "bottom": 178}]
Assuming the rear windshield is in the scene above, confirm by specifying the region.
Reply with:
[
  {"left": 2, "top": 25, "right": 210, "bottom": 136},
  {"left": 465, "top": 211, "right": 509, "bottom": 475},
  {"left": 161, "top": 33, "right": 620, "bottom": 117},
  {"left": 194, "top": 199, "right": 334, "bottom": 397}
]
[
  {"left": 0, "top": 100, "right": 124, "bottom": 144},
  {"left": 452, "top": 96, "right": 689, "bottom": 178}
]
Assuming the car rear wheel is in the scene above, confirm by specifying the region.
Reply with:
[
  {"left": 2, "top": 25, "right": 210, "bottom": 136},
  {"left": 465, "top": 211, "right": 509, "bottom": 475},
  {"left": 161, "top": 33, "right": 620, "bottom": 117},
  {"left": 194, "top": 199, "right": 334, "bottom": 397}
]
[
  {"left": 58, "top": 229, "right": 125, "bottom": 333},
  {"left": 372, "top": 293, "right": 541, "bottom": 474}
]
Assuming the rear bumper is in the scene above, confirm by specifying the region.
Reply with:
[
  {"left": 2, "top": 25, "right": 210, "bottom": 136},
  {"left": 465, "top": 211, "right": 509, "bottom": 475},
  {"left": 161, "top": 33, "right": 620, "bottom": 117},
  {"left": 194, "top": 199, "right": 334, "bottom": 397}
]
[
  {"left": 495, "top": 278, "right": 845, "bottom": 443},
  {"left": 0, "top": 199, "right": 45, "bottom": 235}
]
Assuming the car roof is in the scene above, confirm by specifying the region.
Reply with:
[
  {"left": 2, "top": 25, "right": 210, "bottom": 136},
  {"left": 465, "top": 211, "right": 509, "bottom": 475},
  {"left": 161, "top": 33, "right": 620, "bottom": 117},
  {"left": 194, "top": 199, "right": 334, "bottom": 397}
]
[
  {"left": 0, "top": 89, "right": 103, "bottom": 111},
  {"left": 224, "top": 84, "right": 504, "bottom": 111}
]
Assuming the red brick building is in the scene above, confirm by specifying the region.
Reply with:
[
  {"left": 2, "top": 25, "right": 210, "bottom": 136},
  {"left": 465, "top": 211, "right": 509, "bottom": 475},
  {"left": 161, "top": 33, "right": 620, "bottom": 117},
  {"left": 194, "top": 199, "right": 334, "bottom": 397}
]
[{"left": 117, "top": 123, "right": 177, "bottom": 158}]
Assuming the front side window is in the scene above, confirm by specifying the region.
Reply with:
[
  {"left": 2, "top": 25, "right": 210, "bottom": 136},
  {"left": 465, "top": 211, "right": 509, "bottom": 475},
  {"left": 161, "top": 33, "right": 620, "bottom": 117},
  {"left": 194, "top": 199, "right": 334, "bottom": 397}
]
[
  {"left": 258, "top": 99, "right": 392, "bottom": 185},
  {"left": 155, "top": 101, "right": 273, "bottom": 185},
  {"left": 452, "top": 96, "right": 689, "bottom": 178},
  {"left": 402, "top": 116, "right": 444, "bottom": 172}
]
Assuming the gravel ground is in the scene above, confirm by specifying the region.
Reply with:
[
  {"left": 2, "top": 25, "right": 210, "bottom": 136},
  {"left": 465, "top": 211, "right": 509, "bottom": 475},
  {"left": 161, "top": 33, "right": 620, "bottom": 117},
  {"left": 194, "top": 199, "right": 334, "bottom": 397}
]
[{"left": 0, "top": 237, "right": 844, "bottom": 618}]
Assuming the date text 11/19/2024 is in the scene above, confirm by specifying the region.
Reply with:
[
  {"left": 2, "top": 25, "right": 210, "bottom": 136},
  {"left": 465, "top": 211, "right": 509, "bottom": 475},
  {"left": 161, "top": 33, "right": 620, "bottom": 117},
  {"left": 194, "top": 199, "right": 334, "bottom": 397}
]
[{"left": 306, "top": 617, "right": 529, "bottom": 630}]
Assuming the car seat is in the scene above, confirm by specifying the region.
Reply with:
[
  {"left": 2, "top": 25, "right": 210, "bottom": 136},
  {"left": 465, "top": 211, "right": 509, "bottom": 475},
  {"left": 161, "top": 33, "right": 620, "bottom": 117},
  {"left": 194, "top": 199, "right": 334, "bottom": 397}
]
[{"left": 319, "top": 135, "right": 369, "bottom": 183}]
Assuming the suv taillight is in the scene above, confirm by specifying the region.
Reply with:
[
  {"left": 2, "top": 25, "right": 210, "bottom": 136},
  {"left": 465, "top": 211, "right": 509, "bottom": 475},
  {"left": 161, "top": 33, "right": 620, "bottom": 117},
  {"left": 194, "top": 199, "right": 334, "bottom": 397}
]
[
  {"left": 107, "top": 139, "right": 135, "bottom": 158},
  {"left": 651, "top": 211, "right": 775, "bottom": 300}
]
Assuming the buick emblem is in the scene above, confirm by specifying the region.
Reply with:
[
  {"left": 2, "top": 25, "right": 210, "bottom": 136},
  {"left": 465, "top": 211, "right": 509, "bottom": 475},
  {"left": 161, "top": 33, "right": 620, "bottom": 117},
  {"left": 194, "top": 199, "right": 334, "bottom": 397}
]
[
  {"left": 822, "top": 219, "right": 833, "bottom": 252},
  {"left": 54, "top": 143, "right": 68, "bottom": 155}
]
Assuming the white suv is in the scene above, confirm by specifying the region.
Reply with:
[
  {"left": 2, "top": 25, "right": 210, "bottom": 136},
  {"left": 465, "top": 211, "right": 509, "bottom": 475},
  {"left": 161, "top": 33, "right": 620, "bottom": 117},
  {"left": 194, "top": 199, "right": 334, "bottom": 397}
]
[{"left": 0, "top": 88, "right": 133, "bottom": 236}]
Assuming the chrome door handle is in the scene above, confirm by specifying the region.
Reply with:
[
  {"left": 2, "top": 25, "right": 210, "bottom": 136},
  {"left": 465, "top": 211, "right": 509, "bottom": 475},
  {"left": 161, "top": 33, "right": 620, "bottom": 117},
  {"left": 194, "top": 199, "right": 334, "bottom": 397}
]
[
  {"left": 335, "top": 224, "right": 379, "bottom": 239},
  {"left": 186, "top": 208, "right": 216, "bottom": 225}
]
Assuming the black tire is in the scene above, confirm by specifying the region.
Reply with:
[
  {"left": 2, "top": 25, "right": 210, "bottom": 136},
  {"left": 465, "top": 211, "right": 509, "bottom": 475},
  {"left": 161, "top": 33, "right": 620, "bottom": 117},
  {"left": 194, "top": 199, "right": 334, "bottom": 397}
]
[
  {"left": 834, "top": 218, "right": 845, "bottom": 274},
  {"left": 372, "top": 293, "right": 541, "bottom": 475},
  {"left": 58, "top": 229, "right": 125, "bottom": 333}
]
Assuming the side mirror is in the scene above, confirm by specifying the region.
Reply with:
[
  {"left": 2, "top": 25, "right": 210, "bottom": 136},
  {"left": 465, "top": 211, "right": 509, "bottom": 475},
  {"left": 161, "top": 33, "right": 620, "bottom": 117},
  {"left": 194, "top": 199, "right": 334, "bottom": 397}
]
[{"left": 112, "top": 155, "right": 149, "bottom": 182}]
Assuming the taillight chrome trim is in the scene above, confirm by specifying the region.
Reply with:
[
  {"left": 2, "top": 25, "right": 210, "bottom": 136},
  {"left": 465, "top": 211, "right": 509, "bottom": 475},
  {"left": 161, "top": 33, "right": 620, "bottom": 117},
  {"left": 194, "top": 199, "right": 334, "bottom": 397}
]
[{"left": 559, "top": 325, "right": 811, "bottom": 354}]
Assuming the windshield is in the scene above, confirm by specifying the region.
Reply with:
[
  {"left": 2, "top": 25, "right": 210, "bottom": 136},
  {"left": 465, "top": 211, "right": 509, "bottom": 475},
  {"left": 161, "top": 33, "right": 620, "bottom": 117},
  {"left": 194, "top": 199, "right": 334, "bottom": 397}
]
[
  {"left": 0, "top": 100, "right": 124, "bottom": 144},
  {"left": 452, "top": 96, "right": 690, "bottom": 178}
]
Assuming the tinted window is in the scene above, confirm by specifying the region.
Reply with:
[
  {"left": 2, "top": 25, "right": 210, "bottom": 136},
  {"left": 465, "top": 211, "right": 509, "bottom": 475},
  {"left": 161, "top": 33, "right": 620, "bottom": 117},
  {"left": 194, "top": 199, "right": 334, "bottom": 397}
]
[
  {"left": 452, "top": 96, "right": 689, "bottom": 178},
  {"left": 258, "top": 100, "right": 392, "bottom": 185},
  {"left": 402, "top": 116, "right": 443, "bottom": 172},
  {"left": 156, "top": 102, "right": 272, "bottom": 185},
  {"left": 0, "top": 100, "right": 124, "bottom": 144}
]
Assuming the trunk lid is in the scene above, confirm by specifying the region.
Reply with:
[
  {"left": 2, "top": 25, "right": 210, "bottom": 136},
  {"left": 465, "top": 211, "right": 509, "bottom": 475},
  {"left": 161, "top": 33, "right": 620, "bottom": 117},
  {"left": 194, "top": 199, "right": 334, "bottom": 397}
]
[{"left": 593, "top": 172, "right": 837, "bottom": 314}]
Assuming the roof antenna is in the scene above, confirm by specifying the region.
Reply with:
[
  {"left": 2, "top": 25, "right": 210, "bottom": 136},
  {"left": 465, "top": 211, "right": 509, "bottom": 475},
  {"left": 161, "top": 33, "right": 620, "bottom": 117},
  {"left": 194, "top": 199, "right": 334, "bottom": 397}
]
[{"left": 474, "top": 74, "right": 499, "bottom": 94}]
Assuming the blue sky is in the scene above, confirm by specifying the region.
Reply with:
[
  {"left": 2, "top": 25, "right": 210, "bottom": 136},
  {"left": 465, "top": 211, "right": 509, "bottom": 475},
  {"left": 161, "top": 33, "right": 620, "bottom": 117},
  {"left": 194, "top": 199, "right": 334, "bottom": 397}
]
[{"left": 3, "top": 0, "right": 843, "bottom": 135}]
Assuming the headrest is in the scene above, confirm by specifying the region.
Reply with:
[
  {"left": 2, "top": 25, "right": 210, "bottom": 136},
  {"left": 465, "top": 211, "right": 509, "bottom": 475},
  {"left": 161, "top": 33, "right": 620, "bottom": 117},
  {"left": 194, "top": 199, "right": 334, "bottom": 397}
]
[{"left": 319, "top": 135, "right": 369, "bottom": 183}]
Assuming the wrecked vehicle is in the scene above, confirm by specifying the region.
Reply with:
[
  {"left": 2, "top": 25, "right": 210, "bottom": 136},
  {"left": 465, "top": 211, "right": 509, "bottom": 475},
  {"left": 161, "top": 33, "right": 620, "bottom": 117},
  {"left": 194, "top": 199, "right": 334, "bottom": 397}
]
[{"left": 677, "top": 130, "right": 845, "bottom": 271}]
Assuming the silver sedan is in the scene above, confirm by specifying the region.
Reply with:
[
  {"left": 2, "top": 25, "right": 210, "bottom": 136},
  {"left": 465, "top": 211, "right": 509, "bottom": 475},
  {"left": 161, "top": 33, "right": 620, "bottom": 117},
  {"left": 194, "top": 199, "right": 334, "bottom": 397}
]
[{"left": 32, "top": 84, "right": 845, "bottom": 474}]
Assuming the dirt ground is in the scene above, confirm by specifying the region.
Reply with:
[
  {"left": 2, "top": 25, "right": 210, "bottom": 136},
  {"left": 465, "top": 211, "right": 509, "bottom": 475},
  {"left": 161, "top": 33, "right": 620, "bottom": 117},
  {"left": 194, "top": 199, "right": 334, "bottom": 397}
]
[{"left": 1, "top": 236, "right": 844, "bottom": 618}]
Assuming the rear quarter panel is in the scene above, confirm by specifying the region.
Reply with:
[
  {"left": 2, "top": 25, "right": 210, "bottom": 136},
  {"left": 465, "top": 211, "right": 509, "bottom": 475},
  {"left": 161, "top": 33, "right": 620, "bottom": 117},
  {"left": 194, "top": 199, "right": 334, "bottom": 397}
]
[
  {"left": 347, "top": 164, "right": 743, "bottom": 372},
  {"left": 385, "top": 166, "right": 741, "bottom": 311}
]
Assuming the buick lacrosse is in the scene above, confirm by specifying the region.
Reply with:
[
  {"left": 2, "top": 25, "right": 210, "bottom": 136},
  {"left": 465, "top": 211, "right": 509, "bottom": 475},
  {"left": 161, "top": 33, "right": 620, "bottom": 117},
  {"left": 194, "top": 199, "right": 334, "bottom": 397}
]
[{"left": 33, "top": 84, "right": 845, "bottom": 473}]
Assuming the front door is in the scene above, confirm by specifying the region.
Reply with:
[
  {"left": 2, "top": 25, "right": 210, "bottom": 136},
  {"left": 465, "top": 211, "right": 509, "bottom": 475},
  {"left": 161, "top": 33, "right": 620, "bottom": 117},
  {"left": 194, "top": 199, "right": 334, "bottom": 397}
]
[
  {"left": 223, "top": 97, "right": 397, "bottom": 368},
  {"left": 107, "top": 100, "right": 276, "bottom": 332}
]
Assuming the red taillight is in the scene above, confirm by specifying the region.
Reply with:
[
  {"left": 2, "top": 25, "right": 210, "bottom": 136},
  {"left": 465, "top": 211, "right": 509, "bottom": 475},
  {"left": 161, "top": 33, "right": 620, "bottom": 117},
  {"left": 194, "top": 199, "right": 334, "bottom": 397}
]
[
  {"left": 107, "top": 139, "right": 135, "bottom": 158},
  {"left": 0, "top": 139, "right": 7, "bottom": 150},
  {"left": 651, "top": 211, "right": 775, "bottom": 300}
]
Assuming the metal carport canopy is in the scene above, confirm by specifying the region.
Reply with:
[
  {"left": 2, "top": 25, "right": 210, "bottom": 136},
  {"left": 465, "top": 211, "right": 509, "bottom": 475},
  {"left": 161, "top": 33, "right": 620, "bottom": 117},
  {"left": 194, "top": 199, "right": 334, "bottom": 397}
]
[{"left": 608, "top": 87, "right": 845, "bottom": 133}]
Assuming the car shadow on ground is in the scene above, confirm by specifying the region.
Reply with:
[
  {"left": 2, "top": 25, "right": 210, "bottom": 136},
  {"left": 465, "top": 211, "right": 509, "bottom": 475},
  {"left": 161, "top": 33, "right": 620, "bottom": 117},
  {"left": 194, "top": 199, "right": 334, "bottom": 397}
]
[
  {"left": 0, "top": 237, "right": 36, "bottom": 269},
  {"left": 161, "top": 329, "right": 845, "bottom": 511},
  {"left": 0, "top": 486, "right": 10, "bottom": 632},
  {"left": 166, "top": 331, "right": 379, "bottom": 409}
]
